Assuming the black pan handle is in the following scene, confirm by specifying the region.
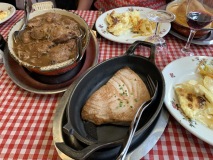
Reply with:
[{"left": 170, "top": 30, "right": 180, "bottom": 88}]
[
  {"left": 63, "top": 115, "right": 96, "bottom": 145},
  {"left": 55, "top": 140, "right": 119, "bottom": 160},
  {"left": 125, "top": 40, "right": 156, "bottom": 63}
]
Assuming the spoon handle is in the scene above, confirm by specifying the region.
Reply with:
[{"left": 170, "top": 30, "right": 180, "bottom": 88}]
[
  {"left": 116, "top": 101, "right": 151, "bottom": 160},
  {"left": 21, "top": 0, "right": 30, "bottom": 30}
]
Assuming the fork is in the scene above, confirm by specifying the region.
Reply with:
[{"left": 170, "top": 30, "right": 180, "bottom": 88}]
[
  {"left": 13, "top": 0, "right": 30, "bottom": 43},
  {"left": 116, "top": 75, "right": 158, "bottom": 160}
]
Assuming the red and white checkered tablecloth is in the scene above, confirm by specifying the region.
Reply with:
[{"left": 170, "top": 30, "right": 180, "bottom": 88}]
[{"left": 0, "top": 10, "right": 213, "bottom": 160}]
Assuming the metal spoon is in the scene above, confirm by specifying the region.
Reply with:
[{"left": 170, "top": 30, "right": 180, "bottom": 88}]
[
  {"left": 201, "top": 28, "right": 213, "bottom": 31},
  {"left": 13, "top": 0, "right": 30, "bottom": 43}
]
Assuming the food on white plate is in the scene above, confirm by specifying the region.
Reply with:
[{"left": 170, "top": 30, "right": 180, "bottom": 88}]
[
  {"left": 105, "top": 10, "right": 156, "bottom": 36},
  {"left": 105, "top": 10, "right": 133, "bottom": 36},
  {"left": 81, "top": 67, "right": 150, "bottom": 125},
  {"left": 174, "top": 63, "right": 213, "bottom": 129},
  {"left": 13, "top": 12, "right": 83, "bottom": 67},
  {"left": 0, "top": 10, "right": 9, "bottom": 20},
  {"left": 197, "top": 60, "right": 213, "bottom": 78},
  {"left": 131, "top": 18, "right": 156, "bottom": 36},
  {"left": 203, "top": 76, "right": 213, "bottom": 93}
]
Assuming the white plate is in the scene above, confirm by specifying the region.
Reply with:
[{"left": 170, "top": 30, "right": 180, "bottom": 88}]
[
  {"left": 162, "top": 56, "right": 213, "bottom": 146},
  {"left": 95, "top": 6, "right": 171, "bottom": 44},
  {"left": 0, "top": 3, "right": 16, "bottom": 24}
]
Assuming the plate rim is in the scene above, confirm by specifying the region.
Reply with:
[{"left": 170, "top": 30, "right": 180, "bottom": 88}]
[
  {"left": 95, "top": 6, "right": 171, "bottom": 44},
  {"left": 169, "top": 30, "right": 213, "bottom": 46},
  {"left": 0, "top": 3, "right": 16, "bottom": 24},
  {"left": 162, "top": 56, "right": 213, "bottom": 146}
]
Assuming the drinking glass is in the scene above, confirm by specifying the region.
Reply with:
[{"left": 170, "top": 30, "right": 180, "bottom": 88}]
[
  {"left": 181, "top": 0, "right": 213, "bottom": 56},
  {"left": 146, "top": 10, "right": 175, "bottom": 45},
  {"left": 145, "top": 10, "right": 175, "bottom": 61}
]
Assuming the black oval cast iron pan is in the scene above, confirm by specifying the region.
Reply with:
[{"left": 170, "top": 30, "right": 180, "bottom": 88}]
[{"left": 59, "top": 41, "right": 165, "bottom": 159}]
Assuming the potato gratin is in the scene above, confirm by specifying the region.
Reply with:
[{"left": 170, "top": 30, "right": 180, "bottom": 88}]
[
  {"left": 174, "top": 61, "right": 213, "bottom": 129},
  {"left": 105, "top": 10, "right": 156, "bottom": 36},
  {"left": 0, "top": 10, "right": 9, "bottom": 20}
]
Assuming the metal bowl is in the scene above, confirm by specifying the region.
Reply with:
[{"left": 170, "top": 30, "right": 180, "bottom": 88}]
[{"left": 7, "top": 8, "right": 90, "bottom": 76}]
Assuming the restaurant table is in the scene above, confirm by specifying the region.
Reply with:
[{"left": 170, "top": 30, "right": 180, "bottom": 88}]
[{"left": 1, "top": 10, "right": 213, "bottom": 160}]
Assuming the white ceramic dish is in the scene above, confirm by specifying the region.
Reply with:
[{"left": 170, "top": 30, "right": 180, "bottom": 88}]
[
  {"left": 162, "top": 56, "right": 213, "bottom": 146},
  {"left": 95, "top": 6, "right": 171, "bottom": 44},
  {"left": 0, "top": 3, "right": 16, "bottom": 24}
]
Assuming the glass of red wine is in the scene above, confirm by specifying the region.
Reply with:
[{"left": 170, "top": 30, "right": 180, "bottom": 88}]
[{"left": 181, "top": 0, "right": 213, "bottom": 56}]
